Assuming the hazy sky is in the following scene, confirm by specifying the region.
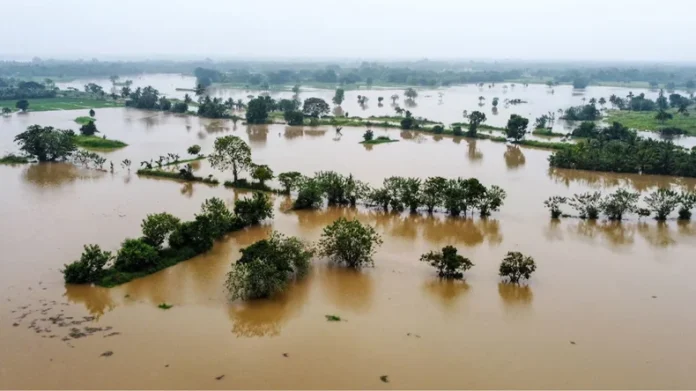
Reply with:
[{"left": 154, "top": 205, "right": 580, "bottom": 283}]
[{"left": 2, "top": 0, "right": 694, "bottom": 62}]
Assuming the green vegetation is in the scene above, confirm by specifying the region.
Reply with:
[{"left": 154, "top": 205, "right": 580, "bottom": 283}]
[
  {"left": 74, "top": 116, "right": 97, "bottom": 125},
  {"left": 208, "top": 135, "right": 251, "bottom": 182},
  {"left": 325, "top": 315, "right": 342, "bottom": 322},
  {"left": 14, "top": 125, "right": 76, "bottom": 161},
  {"left": 532, "top": 128, "right": 566, "bottom": 137},
  {"left": 360, "top": 136, "right": 399, "bottom": 145},
  {"left": 317, "top": 218, "right": 383, "bottom": 269},
  {"left": 62, "top": 195, "right": 272, "bottom": 287},
  {"left": 499, "top": 252, "right": 537, "bottom": 284},
  {"left": 0, "top": 154, "right": 30, "bottom": 164},
  {"left": 0, "top": 97, "right": 121, "bottom": 112},
  {"left": 137, "top": 168, "right": 219, "bottom": 185},
  {"left": 420, "top": 246, "right": 474, "bottom": 279},
  {"left": 225, "top": 231, "right": 313, "bottom": 300},
  {"left": 73, "top": 135, "right": 127, "bottom": 150},
  {"left": 161, "top": 156, "right": 206, "bottom": 167},
  {"left": 158, "top": 303, "right": 173, "bottom": 310},
  {"left": 223, "top": 179, "right": 275, "bottom": 193},
  {"left": 605, "top": 109, "right": 696, "bottom": 135}
]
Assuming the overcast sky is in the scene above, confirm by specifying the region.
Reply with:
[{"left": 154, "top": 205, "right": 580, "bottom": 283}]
[{"left": 1, "top": 0, "right": 694, "bottom": 62}]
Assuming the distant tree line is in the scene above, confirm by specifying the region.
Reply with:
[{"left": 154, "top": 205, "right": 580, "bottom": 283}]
[{"left": 0, "top": 78, "right": 57, "bottom": 100}]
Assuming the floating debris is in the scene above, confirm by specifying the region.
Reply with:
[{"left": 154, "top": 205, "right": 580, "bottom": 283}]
[
  {"left": 380, "top": 375, "right": 389, "bottom": 383},
  {"left": 282, "top": 353, "right": 289, "bottom": 357},
  {"left": 325, "top": 315, "right": 341, "bottom": 322},
  {"left": 570, "top": 341, "right": 576, "bottom": 345},
  {"left": 158, "top": 303, "right": 173, "bottom": 310},
  {"left": 100, "top": 351, "right": 113, "bottom": 357},
  {"left": 215, "top": 375, "right": 225, "bottom": 380}
]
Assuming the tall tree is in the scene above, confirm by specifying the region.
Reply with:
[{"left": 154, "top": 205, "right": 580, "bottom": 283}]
[
  {"left": 505, "top": 114, "right": 529, "bottom": 142},
  {"left": 302, "top": 97, "right": 330, "bottom": 118},
  {"left": 208, "top": 136, "right": 252, "bottom": 183},
  {"left": 467, "top": 111, "right": 487, "bottom": 136},
  {"left": 332, "top": 88, "right": 345, "bottom": 106}
]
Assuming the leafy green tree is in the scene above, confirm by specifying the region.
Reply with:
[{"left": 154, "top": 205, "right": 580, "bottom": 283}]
[
  {"left": 317, "top": 218, "right": 383, "bottom": 269},
  {"left": 377, "top": 96, "right": 384, "bottom": 106},
  {"left": 421, "top": 176, "right": 446, "bottom": 213},
  {"left": 644, "top": 188, "right": 679, "bottom": 221},
  {"left": 158, "top": 96, "right": 172, "bottom": 111},
  {"left": 544, "top": 196, "right": 567, "bottom": 218},
  {"left": 363, "top": 129, "right": 374, "bottom": 141},
  {"left": 404, "top": 88, "right": 418, "bottom": 100},
  {"left": 245, "top": 96, "right": 271, "bottom": 124},
  {"left": 199, "top": 197, "right": 236, "bottom": 237},
  {"left": 1, "top": 107, "right": 11, "bottom": 116},
  {"left": 293, "top": 178, "right": 323, "bottom": 209},
  {"left": 452, "top": 125, "right": 463, "bottom": 136},
  {"left": 499, "top": 252, "right": 536, "bottom": 284},
  {"left": 171, "top": 102, "right": 188, "bottom": 113},
  {"left": 284, "top": 110, "right": 304, "bottom": 125},
  {"left": 278, "top": 171, "right": 303, "bottom": 194},
  {"left": 79, "top": 121, "right": 98, "bottom": 136},
  {"left": 477, "top": 185, "right": 506, "bottom": 217},
  {"left": 292, "top": 84, "right": 301, "bottom": 95},
  {"left": 390, "top": 94, "right": 399, "bottom": 104},
  {"left": 598, "top": 97, "right": 607, "bottom": 106},
  {"left": 141, "top": 212, "right": 181, "bottom": 248},
  {"left": 16, "top": 99, "right": 29, "bottom": 112},
  {"left": 332, "top": 88, "right": 345, "bottom": 106},
  {"left": 120, "top": 86, "right": 131, "bottom": 98},
  {"left": 655, "top": 110, "right": 673, "bottom": 124},
  {"left": 225, "top": 231, "right": 314, "bottom": 300},
  {"left": 492, "top": 97, "right": 499, "bottom": 107},
  {"left": 187, "top": 144, "right": 201, "bottom": 156},
  {"left": 505, "top": 114, "right": 529, "bottom": 142},
  {"left": 399, "top": 177, "right": 422, "bottom": 213},
  {"left": 656, "top": 89, "right": 669, "bottom": 110},
  {"left": 88, "top": 108, "right": 95, "bottom": 117},
  {"left": 571, "top": 121, "right": 598, "bottom": 138},
  {"left": 234, "top": 192, "right": 273, "bottom": 225},
  {"left": 400, "top": 110, "right": 415, "bottom": 129},
  {"left": 678, "top": 191, "right": 696, "bottom": 220},
  {"left": 467, "top": 111, "right": 487, "bottom": 136},
  {"left": 114, "top": 238, "right": 159, "bottom": 272},
  {"left": 168, "top": 215, "right": 216, "bottom": 253},
  {"left": 432, "top": 125, "right": 444, "bottom": 134},
  {"left": 277, "top": 98, "right": 300, "bottom": 112},
  {"left": 367, "top": 187, "right": 392, "bottom": 211},
  {"left": 208, "top": 135, "right": 251, "bottom": 183},
  {"left": 601, "top": 189, "right": 639, "bottom": 220},
  {"left": 251, "top": 164, "right": 274, "bottom": 186},
  {"left": 569, "top": 192, "right": 601, "bottom": 219},
  {"left": 302, "top": 97, "right": 330, "bottom": 118},
  {"left": 14, "top": 125, "right": 76, "bottom": 162},
  {"left": 62, "top": 245, "right": 112, "bottom": 284},
  {"left": 420, "top": 246, "right": 474, "bottom": 279},
  {"left": 677, "top": 103, "right": 689, "bottom": 116}
]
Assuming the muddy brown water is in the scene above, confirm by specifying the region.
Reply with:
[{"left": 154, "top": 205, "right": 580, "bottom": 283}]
[{"left": 2, "top": 108, "right": 696, "bottom": 389}]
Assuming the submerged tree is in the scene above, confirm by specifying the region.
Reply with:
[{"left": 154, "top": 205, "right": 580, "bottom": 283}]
[
  {"left": 499, "top": 251, "right": 536, "bottom": 284},
  {"left": 644, "top": 188, "right": 680, "bottom": 221},
  {"left": 677, "top": 191, "right": 696, "bottom": 220},
  {"left": 544, "top": 196, "right": 567, "bottom": 218},
  {"left": 569, "top": 192, "right": 601, "bottom": 219},
  {"left": 505, "top": 114, "right": 529, "bottom": 142},
  {"left": 601, "top": 189, "right": 639, "bottom": 220},
  {"left": 332, "top": 88, "right": 345, "bottom": 106},
  {"left": 141, "top": 212, "right": 181, "bottom": 249},
  {"left": 14, "top": 125, "right": 76, "bottom": 162},
  {"left": 62, "top": 245, "right": 113, "bottom": 284},
  {"left": 317, "top": 218, "right": 383, "bottom": 269},
  {"left": 420, "top": 245, "right": 474, "bottom": 279},
  {"left": 208, "top": 135, "right": 251, "bottom": 183},
  {"left": 278, "top": 171, "right": 303, "bottom": 194},
  {"left": 467, "top": 111, "right": 487, "bottom": 137}
]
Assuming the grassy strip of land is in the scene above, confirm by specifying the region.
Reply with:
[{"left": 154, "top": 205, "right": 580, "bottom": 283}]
[
  {"left": 532, "top": 128, "right": 567, "bottom": 137},
  {"left": 99, "top": 246, "right": 199, "bottom": 287},
  {"left": 137, "top": 168, "right": 220, "bottom": 185},
  {"left": 360, "top": 137, "right": 399, "bottom": 145},
  {"left": 0, "top": 154, "right": 30, "bottom": 164},
  {"left": 223, "top": 179, "right": 282, "bottom": 193},
  {"left": 0, "top": 97, "right": 122, "bottom": 112},
  {"left": 74, "top": 116, "right": 96, "bottom": 125},
  {"left": 73, "top": 135, "right": 128, "bottom": 150},
  {"left": 605, "top": 109, "right": 696, "bottom": 135},
  {"left": 161, "top": 156, "right": 207, "bottom": 167}
]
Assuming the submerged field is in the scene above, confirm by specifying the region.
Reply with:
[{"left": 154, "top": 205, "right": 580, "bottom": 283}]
[{"left": 2, "top": 103, "right": 696, "bottom": 389}]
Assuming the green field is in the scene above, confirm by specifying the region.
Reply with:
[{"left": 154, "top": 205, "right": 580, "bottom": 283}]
[
  {"left": 73, "top": 135, "right": 127, "bottom": 150},
  {"left": 605, "top": 109, "right": 696, "bottom": 135},
  {"left": 0, "top": 98, "right": 122, "bottom": 112}
]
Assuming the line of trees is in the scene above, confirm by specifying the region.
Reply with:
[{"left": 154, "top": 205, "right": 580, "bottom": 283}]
[
  {"left": 63, "top": 194, "right": 273, "bottom": 286},
  {"left": 0, "top": 78, "right": 57, "bottom": 100},
  {"left": 544, "top": 188, "right": 696, "bottom": 221}
]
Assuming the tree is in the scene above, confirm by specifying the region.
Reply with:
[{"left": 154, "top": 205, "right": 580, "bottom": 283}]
[
  {"left": 283, "top": 110, "right": 304, "bottom": 126},
  {"left": 569, "top": 192, "right": 601, "bottom": 219},
  {"left": 317, "top": 218, "right": 383, "bottom": 269},
  {"left": 187, "top": 144, "right": 201, "bottom": 156},
  {"left": 656, "top": 89, "right": 668, "bottom": 110},
  {"left": 404, "top": 88, "right": 418, "bottom": 100},
  {"left": 89, "top": 108, "right": 95, "bottom": 117},
  {"left": 492, "top": 97, "right": 499, "bottom": 107},
  {"left": 678, "top": 191, "right": 696, "bottom": 220},
  {"left": 62, "top": 245, "right": 112, "bottom": 284},
  {"left": 499, "top": 252, "right": 536, "bottom": 284},
  {"left": 250, "top": 164, "right": 274, "bottom": 186},
  {"left": 14, "top": 125, "right": 76, "bottom": 162},
  {"left": 234, "top": 192, "right": 273, "bottom": 225},
  {"left": 378, "top": 96, "right": 384, "bottom": 106},
  {"left": 400, "top": 110, "right": 415, "bottom": 129},
  {"left": 16, "top": 99, "right": 29, "bottom": 112},
  {"left": 278, "top": 171, "right": 303, "bottom": 194},
  {"left": 544, "top": 196, "right": 567, "bottom": 218},
  {"left": 195, "top": 83, "right": 206, "bottom": 96},
  {"left": 332, "top": 88, "right": 345, "bottom": 106},
  {"left": 199, "top": 197, "right": 236, "bottom": 238},
  {"left": 420, "top": 246, "right": 473, "bottom": 279},
  {"left": 391, "top": 94, "right": 399, "bottom": 104},
  {"left": 120, "top": 86, "right": 131, "bottom": 98},
  {"left": 183, "top": 93, "right": 192, "bottom": 104},
  {"left": 171, "top": 102, "right": 188, "bottom": 113},
  {"left": 399, "top": 177, "right": 422, "bottom": 213},
  {"left": 677, "top": 103, "right": 689, "bottom": 116},
  {"left": 644, "top": 188, "right": 679, "bottom": 221},
  {"left": 225, "top": 231, "right": 313, "bottom": 300},
  {"left": 141, "top": 212, "right": 181, "bottom": 248},
  {"left": 655, "top": 110, "right": 673, "bottom": 124},
  {"left": 598, "top": 97, "right": 607, "bottom": 107},
  {"left": 477, "top": 185, "right": 506, "bottom": 217},
  {"left": 277, "top": 98, "right": 299, "bottom": 112},
  {"left": 158, "top": 96, "right": 172, "bottom": 111},
  {"left": 293, "top": 178, "right": 323, "bottom": 209},
  {"left": 363, "top": 129, "right": 374, "bottom": 141},
  {"left": 114, "top": 238, "right": 159, "bottom": 272},
  {"left": 208, "top": 135, "right": 251, "bottom": 183},
  {"left": 79, "top": 121, "right": 98, "bottom": 136},
  {"left": 421, "top": 176, "right": 446, "bottom": 213},
  {"left": 292, "top": 84, "right": 301, "bottom": 95},
  {"left": 572, "top": 78, "right": 589, "bottom": 89},
  {"left": 601, "top": 189, "right": 639, "bottom": 220},
  {"left": 302, "top": 97, "right": 330, "bottom": 118},
  {"left": 505, "top": 114, "right": 529, "bottom": 142},
  {"left": 467, "top": 111, "right": 487, "bottom": 136},
  {"left": 1, "top": 107, "right": 11, "bottom": 116}
]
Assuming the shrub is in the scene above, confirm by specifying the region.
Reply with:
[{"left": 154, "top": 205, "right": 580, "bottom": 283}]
[
  {"left": 363, "top": 129, "right": 374, "bottom": 141},
  {"left": 141, "top": 212, "right": 181, "bottom": 248},
  {"left": 569, "top": 192, "right": 601, "bottom": 219},
  {"left": 225, "top": 231, "right": 314, "bottom": 300},
  {"left": 499, "top": 251, "right": 536, "bottom": 284},
  {"left": 171, "top": 102, "right": 188, "bottom": 113},
  {"left": 678, "top": 191, "right": 696, "bottom": 220},
  {"left": 293, "top": 178, "right": 324, "bottom": 209},
  {"left": 543, "top": 196, "right": 567, "bottom": 218},
  {"left": 62, "top": 245, "right": 112, "bottom": 284},
  {"left": 169, "top": 215, "right": 216, "bottom": 253},
  {"left": 452, "top": 125, "right": 463, "bottom": 136},
  {"left": 420, "top": 246, "right": 474, "bottom": 279},
  {"left": 317, "top": 218, "right": 382, "bottom": 268},
  {"left": 432, "top": 125, "right": 444, "bottom": 134},
  {"left": 234, "top": 192, "right": 273, "bottom": 225},
  {"left": 200, "top": 197, "right": 236, "bottom": 238},
  {"left": 601, "top": 189, "right": 639, "bottom": 220},
  {"left": 278, "top": 171, "right": 303, "bottom": 194},
  {"left": 187, "top": 144, "right": 201, "bottom": 156},
  {"left": 644, "top": 188, "right": 679, "bottom": 221},
  {"left": 114, "top": 238, "right": 159, "bottom": 272},
  {"left": 284, "top": 110, "right": 304, "bottom": 126},
  {"left": 79, "top": 121, "right": 99, "bottom": 136},
  {"left": 477, "top": 185, "right": 507, "bottom": 217}
]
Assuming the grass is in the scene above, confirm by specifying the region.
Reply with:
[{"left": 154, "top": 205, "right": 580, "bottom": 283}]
[
  {"left": 605, "top": 109, "right": 696, "bottom": 135},
  {"left": 0, "top": 97, "right": 122, "bottom": 112},
  {"left": 74, "top": 116, "right": 96, "bottom": 125},
  {"left": 0, "top": 154, "right": 30, "bottom": 164},
  {"left": 325, "top": 315, "right": 342, "bottom": 322},
  {"left": 360, "top": 136, "right": 399, "bottom": 145},
  {"left": 137, "top": 168, "right": 220, "bottom": 185},
  {"left": 162, "top": 156, "right": 206, "bottom": 167},
  {"left": 99, "top": 246, "right": 199, "bottom": 287},
  {"left": 157, "top": 303, "right": 173, "bottom": 310},
  {"left": 223, "top": 179, "right": 281, "bottom": 193},
  {"left": 532, "top": 128, "right": 567, "bottom": 137},
  {"left": 73, "top": 135, "right": 128, "bottom": 150}
]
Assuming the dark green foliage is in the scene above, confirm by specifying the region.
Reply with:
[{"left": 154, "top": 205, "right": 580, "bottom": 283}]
[
  {"left": 477, "top": 185, "right": 507, "bottom": 217},
  {"left": 644, "top": 188, "right": 679, "bottom": 220},
  {"left": 293, "top": 178, "right": 323, "bottom": 210},
  {"left": 678, "top": 191, "right": 696, "bottom": 220},
  {"left": 234, "top": 192, "right": 273, "bottom": 225},
  {"left": 505, "top": 114, "right": 529, "bottom": 142},
  {"left": 187, "top": 144, "right": 201, "bottom": 156},
  {"left": 201, "top": 197, "right": 237, "bottom": 238},
  {"left": 318, "top": 218, "right": 383, "bottom": 269},
  {"left": 571, "top": 121, "right": 598, "bottom": 138},
  {"left": 572, "top": 78, "right": 589, "bottom": 89},
  {"left": 325, "top": 315, "right": 341, "bottom": 322},
  {"left": 14, "top": 125, "right": 76, "bottom": 162},
  {"left": 654, "top": 110, "right": 673, "bottom": 124},
  {"left": 89, "top": 108, "right": 96, "bottom": 117},
  {"left": 452, "top": 125, "right": 463, "bottom": 136},
  {"left": 16, "top": 99, "right": 29, "bottom": 111},
  {"left": 421, "top": 176, "right": 446, "bottom": 213},
  {"left": 467, "top": 111, "right": 486, "bottom": 136},
  {"left": 168, "top": 215, "right": 216, "bottom": 253},
  {"left": 363, "top": 129, "right": 374, "bottom": 141},
  {"left": 302, "top": 97, "right": 330, "bottom": 118},
  {"left": 124, "top": 86, "right": 163, "bottom": 110},
  {"left": 432, "top": 125, "right": 444, "bottom": 134},
  {"left": 141, "top": 212, "right": 181, "bottom": 248},
  {"left": 0, "top": 153, "right": 30, "bottom": 164},
  {"left": 158, "top": 303, "right": 173, "bottom": 310},
  {"left": 569, "top": 192, "right": 601, "bottom": 219},
  {"left": 79, "top": 120, "right": 98, "bottom": 136},
  {"left": 171, "top": 102, "right": 188, "bottom": 113},
  {"left": 400, "top": 110, "right": 415, "bottom": 129},
  {"left": 283, "top": 110, "right": 304, "bottom": 125},
  {"left": 332, "top": 88, "right": 345, "bottom": 106},
  {"left": 114, "top": 238, "right": 159, "bottom": 272},
  {"left": 562, "top": 104, "right": 600, "bottom": 121},
  {"left": 251, "top": 164, "right": 274, "bottom": 185},
  {"left": 277, "top": 98, "right": 300, "bottom": 112},
  {"left": 544, "top": 196, "right": 567, "bottom": 218},
  {"left": 499, "top": 252, "right": 536, "bottom": 284},
  {"left": 278, "top": 171, "right": 303, "bottom": 194},
  {"left": 600, "top": 189, "right": 639, "bottom": 220},
  {"left": 208, "top": 135, "right": 251, "bottom": 182},
  {"left": 420, "top": 246, "right": 474, "bottom": 279},
  {"left": 245, "top": 96, "right": 272, "bottom": 124},
  {"left": 62, "top": 245, "right": 112, "bottom": 284},
  {"left": 225, "top": 231, "right": 313, "bottom": 300},
  {"left": 197, "top": 96, "right": 227, "bottom": 118}
]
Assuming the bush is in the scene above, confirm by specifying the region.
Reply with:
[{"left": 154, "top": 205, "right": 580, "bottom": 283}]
[
  {"left": 644, "top": 188, "right": 679, "bottom": 221},
  {"left": 171, "top": 102, "right": 188, "bottom": 113},
  {"left": 499, "top": 251, "right": 536, "bottom": 284},
  {"left": 569, "top": 192, "right": 601, "bottom": 219},
  {"left": 168, "top": 215, "right": 216, "bottom": 253},
  {"left": 543, "top": 196, "right": 567, "bottom": 218},
  {"left": 420, "top": 246, "right": 474, "bottom": 279},
  {"left": 200, "top": 197, "right": 236, "bottom": 238},
  {"left": 293, "top": 178, "right": 324, "bottom": 209},
  {"left": 79, "top": 121, "right": 98, "bottom": 136},
  {"left": 234, "top": 192, "right": 273, "bottom": 225},
  {"left": 141, "top": 212, "right": 181, "bottom": 248},
  {"left": 452, "top": 125, "right": 463, "bottom": 136},
  {"left": 678, "top": 191, "right": 696, "bottom": 220},
  {"left": 62, "top": 245, "right": 112, "bottom": 284},
  {"left": 225, "top": 231, "right": 314, "bottom": 300},
  {"left": 114, "top": 238, "right": 159, "bottom": 272},
  {"left": 363, "top": 129, "right": 374, "bottom": 141},
  {"left": 432, "top": 125, "right": 444, "bottom": 134},
  {"left": 601, "top": 189, "right": 639, "bottom": 220},
  {"left": 187, "top": 144, "right": 201, "bottom": 156},
  {"left": 284, "top": 110, "right": 304, "bottom": 126},
  {"left": 317, "top": 218, "right": 382, "bottom": 268},
  {"left": 278, "top": 171, "right": 303, "bottom": 194}
]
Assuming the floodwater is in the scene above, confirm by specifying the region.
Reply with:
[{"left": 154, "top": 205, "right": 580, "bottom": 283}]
[{"left": 2, "top": 107, "right": 696, "bottom": 389}]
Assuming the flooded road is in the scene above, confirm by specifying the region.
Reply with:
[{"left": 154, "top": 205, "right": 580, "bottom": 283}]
[{"left": 2, "top": 108, "right": 696, "bottom": 389}]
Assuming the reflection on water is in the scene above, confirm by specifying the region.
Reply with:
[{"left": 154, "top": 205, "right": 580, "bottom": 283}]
[
  {"left": 466, "top": 139, "right": 483, "bottom": 163},
  {"left": 304, "top": 129, "right": 327, "bottom": 138},
  {"left": 422, "top": 279, "right": 470, "bottom": 310},
  {"left": 504, "top": 145, "right": 526, "bottom": 170},
  {"left": 23, "top": 163, "right": 104, "bottom": 188},
  {"left": 319, "top": 266, "right": 374, "bottom": 313},
  {"left": 548, "top": 167, "right": 696, "bottom": 192},
  {"left": 498, "top": 283, "right": 533, "bottom": 308},
  {"left": 544, "top": 219, "right": 564, "bottom": 241},
  {"left": 246, "top": 124, "right": 269, "bottom": 144},
  {"left": 63, "top": 285, "right": 116, "bottom": 319},
  {"left": 205, "top": 120, "right": 230, "bottom": 134}
]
